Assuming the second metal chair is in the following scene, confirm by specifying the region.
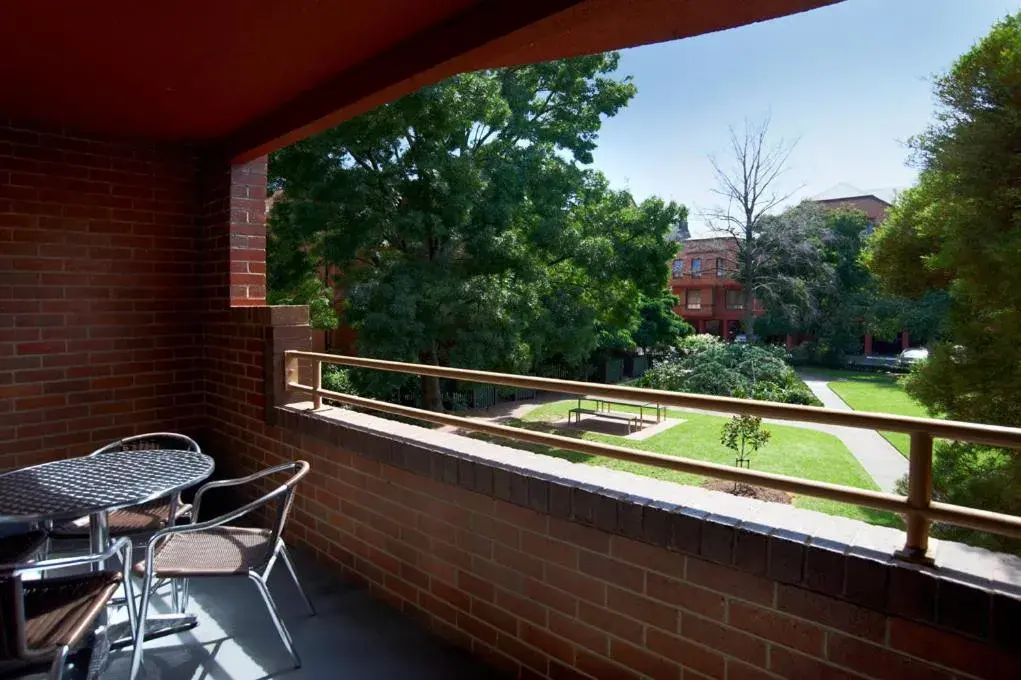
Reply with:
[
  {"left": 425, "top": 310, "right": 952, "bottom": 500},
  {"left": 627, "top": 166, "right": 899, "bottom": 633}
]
[{"left": 129, "top": 460, "right": 313, "bottom": 680}]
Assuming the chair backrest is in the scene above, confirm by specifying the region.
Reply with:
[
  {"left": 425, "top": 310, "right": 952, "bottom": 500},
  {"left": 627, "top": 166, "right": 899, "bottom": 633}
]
[
  {"left": 92, "top": 432, "right": 200, "bottom": 456},
  {"left": 191, "top": 461, "right": 310, "bottom": 556},
  {"left": 260, "top": 461, "right": 309, "bottom": 550}
]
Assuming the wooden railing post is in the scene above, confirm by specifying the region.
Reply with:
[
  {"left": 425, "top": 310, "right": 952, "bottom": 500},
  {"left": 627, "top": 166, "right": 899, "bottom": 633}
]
[
  {"left": 284, "top": 353, "right": 300, "bottom": 394},
  {"left": 312, "top": 358, "right": 323, "bottom": 410},
  {"left": 896, "top": 431, "right": 935, "bottom": 565}
]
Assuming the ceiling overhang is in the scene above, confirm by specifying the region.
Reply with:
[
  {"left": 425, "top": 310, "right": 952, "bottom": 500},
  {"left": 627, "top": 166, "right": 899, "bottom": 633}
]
[{"left": 0, "top": 1, "right": 840, "bottom": 161}]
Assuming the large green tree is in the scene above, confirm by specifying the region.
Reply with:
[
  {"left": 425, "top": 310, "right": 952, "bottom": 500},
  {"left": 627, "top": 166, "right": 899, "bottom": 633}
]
[
  {"left": 866, "top": 13, "right": 1021, "bottom": 548},
  {"left": 756, "top": 203, "right": 946, "bottom": 363},
  {"left": 269, "top": 54, "right": 687, "bottom": 408}
]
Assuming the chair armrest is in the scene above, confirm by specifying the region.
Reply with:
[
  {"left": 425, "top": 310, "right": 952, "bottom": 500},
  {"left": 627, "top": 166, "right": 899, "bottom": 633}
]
[
  {"left": 192, "top": 462, "right": 297, "bottom": 521},
  {"left": 0, "top": 537, "right": 133, "bottom": 576}
]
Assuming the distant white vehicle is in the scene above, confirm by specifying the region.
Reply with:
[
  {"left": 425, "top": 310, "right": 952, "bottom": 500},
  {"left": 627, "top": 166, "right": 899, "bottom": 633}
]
[{"left": 898, "top": 347, "right": 929, "bottom": 368}]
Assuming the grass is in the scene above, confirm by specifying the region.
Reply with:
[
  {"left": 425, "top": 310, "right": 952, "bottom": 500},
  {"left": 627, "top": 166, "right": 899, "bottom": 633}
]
[
  {"left": 805, "top": 368, "right": 932, "bottom": 457},
  {"left": 469, "top": 399, "right": 902, "bottom": 529}
]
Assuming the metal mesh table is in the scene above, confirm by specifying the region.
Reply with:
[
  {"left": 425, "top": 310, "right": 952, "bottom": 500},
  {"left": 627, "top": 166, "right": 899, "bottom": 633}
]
[
  {"left": 0, "top": 449, "right": 214, "bottom": 524},
  {"left": 0, "top": 448, "right": 216, "bottom": 652}
]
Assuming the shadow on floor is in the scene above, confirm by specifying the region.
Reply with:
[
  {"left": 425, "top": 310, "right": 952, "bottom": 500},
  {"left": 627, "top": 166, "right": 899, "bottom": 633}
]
[{"left": 102, "top": 551, "right": 499, "bottom": 680}]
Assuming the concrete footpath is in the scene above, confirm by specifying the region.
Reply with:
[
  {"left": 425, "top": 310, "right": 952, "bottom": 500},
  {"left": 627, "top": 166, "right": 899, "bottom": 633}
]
[{"left": 797, "top": 374, "right": 909, "bottom": 492}]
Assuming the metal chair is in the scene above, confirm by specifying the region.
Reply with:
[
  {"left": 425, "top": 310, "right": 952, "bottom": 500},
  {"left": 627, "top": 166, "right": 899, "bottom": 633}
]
[
  {"left": 49, "top": 433, "right": 202, "bottom": 540},
  {"left": 129, "top": 461, "right": 313, "bottom": 680},
  {"left": 0, "top": 537, "right": 135, "bottom": 680}
]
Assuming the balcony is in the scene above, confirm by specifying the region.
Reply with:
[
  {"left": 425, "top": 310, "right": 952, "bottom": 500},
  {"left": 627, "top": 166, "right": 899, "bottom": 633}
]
[
  {"left": 682, "top": 303, "right": 716, "bottom": 316},
  {"left": 5, "top": 3, "right": 1021, "bottom": 674}
]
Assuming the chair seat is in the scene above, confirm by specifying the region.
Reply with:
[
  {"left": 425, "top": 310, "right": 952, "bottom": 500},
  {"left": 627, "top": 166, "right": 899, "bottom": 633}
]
[
  {"left": 134, "top": 527, "right": 274, "bottom": 577},
  {"left": 50, "top": 500, "right": 192, "bottom": 537},
  {"left": 0, "top": 532, "right": 46, "bottom": 564},
  {"left": 23, "top": 572, "right": 121, "bottom": 651}
]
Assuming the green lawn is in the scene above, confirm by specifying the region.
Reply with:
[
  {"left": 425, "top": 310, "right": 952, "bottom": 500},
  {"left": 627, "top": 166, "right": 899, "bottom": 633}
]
[
  {"left": 473, "top": 399, "right": 901, "bottom": 528},
  {"left": 809, "top": 369, "right": 933, "bottom": 457}
]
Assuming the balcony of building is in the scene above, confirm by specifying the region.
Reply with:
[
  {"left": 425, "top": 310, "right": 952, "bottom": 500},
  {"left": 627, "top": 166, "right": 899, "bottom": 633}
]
[{"left": 3, "top": 2, "right": 1021, "bottom": 679}]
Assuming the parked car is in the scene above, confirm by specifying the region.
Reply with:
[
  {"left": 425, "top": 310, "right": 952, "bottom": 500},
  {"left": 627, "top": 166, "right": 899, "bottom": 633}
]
[{"left": 897, "top": 347, "right": 929, "bottom": 368}]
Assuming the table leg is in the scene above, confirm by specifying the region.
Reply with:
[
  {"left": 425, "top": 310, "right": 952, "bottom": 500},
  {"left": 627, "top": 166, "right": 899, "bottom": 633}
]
[{"left": 89, "top": 511, "right": 109, "bottom": 571}]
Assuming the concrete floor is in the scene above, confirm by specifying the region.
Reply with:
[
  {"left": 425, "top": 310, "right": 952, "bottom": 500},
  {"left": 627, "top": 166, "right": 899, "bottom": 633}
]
[{"left": 97, "top": 552, "right": 496, "bottom": 680}]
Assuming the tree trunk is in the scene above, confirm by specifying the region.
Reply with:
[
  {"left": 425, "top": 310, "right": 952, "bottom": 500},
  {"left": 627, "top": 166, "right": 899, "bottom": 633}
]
[
  {"left": 420, "top": 344, "right": 443, "bottom": 411},
  {"left": 743, "top": 286, "right": 756, "bottom": 339},
  {"left": 421, "top": 375, "right": 443, "bottom": 411}
]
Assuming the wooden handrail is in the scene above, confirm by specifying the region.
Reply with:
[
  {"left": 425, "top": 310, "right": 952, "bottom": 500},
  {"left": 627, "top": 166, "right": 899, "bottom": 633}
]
[{"left": 283, "top": 350, "right": 1021, "bottom": 556}]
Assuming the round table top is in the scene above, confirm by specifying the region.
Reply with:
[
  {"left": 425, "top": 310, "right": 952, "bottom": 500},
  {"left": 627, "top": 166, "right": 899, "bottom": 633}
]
[{"left": 0, "top": 449, "right": 215, "bottom": 523}]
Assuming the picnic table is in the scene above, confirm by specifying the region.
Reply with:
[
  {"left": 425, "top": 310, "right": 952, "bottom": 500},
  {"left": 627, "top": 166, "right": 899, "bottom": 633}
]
[{"left": 567, "top": 395, "right": 667, "bottom": 434}]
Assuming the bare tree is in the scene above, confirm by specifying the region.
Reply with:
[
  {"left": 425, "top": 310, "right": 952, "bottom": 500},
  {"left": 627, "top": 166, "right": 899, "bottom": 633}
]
[{"left": 704, "top": 115, "right": 800, "bottom": 337}]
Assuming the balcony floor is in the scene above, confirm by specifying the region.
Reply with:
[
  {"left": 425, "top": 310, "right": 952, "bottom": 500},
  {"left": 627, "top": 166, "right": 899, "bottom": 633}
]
[{"left": 101, "top": 550, "right": 496, "bottom": 680}]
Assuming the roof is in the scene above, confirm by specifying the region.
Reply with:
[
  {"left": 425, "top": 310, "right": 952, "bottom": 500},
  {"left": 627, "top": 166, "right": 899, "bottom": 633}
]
[
  {"left": 0, "top": 1, "right": 839, "bottom": 162},
  {"left": 812, "top": 183, "right": 899, "bottom": 205}
]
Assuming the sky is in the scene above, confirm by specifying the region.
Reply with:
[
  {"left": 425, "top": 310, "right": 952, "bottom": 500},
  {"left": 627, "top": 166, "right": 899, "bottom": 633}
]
[{"left": 589, "top": 0, "right": 1020, "bottom": 236}]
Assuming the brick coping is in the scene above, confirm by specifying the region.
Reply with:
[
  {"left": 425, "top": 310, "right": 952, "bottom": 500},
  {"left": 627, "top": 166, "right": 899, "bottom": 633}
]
[{"left": 279, "top": 401, "right": 1021, "bottom": 649}]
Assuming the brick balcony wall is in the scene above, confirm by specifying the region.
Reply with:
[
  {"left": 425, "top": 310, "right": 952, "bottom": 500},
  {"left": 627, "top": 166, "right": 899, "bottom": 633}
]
[
  {"left": 0, "top": 121, "right": 204, "bottom": 468},
  {"left": 230, "top": 404, "right": 1021, "bottom": 680}
]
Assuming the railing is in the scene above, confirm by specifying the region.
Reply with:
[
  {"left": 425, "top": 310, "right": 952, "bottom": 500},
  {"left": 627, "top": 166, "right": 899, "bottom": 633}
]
[{"left": 283, "top": 350, "right": 1021, "bottom": 563}]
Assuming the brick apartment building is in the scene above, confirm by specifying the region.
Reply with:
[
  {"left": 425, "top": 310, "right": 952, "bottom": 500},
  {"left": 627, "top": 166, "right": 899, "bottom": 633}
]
[
  {"left": 671, "top": 184, "right": 910, "bottom": 352},
  {"left": 669, "top": 236, "right": 756, "bottom": 339}
]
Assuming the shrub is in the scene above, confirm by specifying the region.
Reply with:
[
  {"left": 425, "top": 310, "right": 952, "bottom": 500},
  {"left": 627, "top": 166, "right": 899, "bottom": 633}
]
[
  {"left": 640, "top": 341, "right": 819, "bottom": 406},
  {"left": 675, "top": 333, "right": 725, "bottom": 356},
  {"left": 322, "top": 365, "right": 356, "bottom": 396}
]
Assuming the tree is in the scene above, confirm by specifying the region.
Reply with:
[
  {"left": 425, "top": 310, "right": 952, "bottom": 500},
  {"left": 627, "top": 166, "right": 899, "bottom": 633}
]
[
  {"left": 632, "top": 290, "right": 693, "bottom": 357},
  {"left": 865, "top": 13, "right": 1021, "bottom": 548},
  {"left": 705, "top": 116, "right": 799, "bottom": 336},
  {"left": 721, "top": 415, "right": 771, "bottom": 471},
  {"left": 269, "top": 54, "right": 686, "bottom": 409},
  {"left": 756, "top": 203, "right": 947, "bottom": 364}
]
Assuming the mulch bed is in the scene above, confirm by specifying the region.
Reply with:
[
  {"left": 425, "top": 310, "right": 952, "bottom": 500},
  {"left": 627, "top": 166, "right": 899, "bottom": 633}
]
[{"left": 701, "top": 479, "right": 792, "bottom": 504}]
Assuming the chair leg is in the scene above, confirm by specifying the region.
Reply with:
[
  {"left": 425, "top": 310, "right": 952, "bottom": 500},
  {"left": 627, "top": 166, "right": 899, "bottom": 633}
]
[
  {"left": 278, "top": 542, "right": 316, "bottom": 616},
  {"left": 129, "top": 572, "right": 155, "bottom": 680},
  {"left": 122, "top": 552, "right": 137, "bottom": 641},
  {"left": 179, "top": 577, "right": 190, "bottom": 613},
  {"left": 48, "top": 645, "right": 68, "bottom": 680},
  {"left": 171, "top": 578, "right": 180, "bottom": 613},
  {"left": 249, "top": 573, "right": 301, "bottom": 669}
]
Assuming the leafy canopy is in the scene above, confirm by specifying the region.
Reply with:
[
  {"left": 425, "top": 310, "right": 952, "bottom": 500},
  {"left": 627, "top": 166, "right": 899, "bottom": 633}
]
[
  {"left": 865, "top": 12, "right": 1021, "bottom": 550},
  {"left": 756, "top": 203, "right": 946, "bottom": 363},
  {"left": 268, "top": 54, "right": 688, "bottom": 405}
]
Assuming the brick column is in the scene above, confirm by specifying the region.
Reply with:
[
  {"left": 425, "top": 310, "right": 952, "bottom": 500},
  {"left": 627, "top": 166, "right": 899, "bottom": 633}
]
[
  {"left": 901, "top": 331, "right": 910, "bottom": 350},
  {"left": 228, "top": 159, "right": 268, "bottom": 306},
  {"left": 864, "top": 334, "right": 873, "bottom": 355},
  {"left": 199, "top": 157, "right": 268, "bottom": 309}
]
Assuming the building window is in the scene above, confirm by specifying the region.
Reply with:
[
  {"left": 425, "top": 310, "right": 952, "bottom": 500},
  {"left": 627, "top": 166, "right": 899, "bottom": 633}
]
[
  {"left": 716, "top": 257, "right": 724, "bottom": 277},
  {"left": 691, "top": 258, "right": 702, "bottom": 278},
  {"left": 686, "top": 289, "right": 702, "bottom": 310},
  {"left": 672, "top": 259, "right": 684, "bottom": 277},
  {"left": 725, "top": 289, "right": 744, "bottom": 310}
]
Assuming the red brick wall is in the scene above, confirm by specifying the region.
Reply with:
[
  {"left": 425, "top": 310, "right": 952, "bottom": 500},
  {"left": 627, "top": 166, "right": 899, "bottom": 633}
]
[
  {"left": 222, "top": 406, "right": 1019, "bottom": 680},
  {"left": 0, "top": 121, "right": 203, "bottom": 468},
  {"left": 815, "top": 196, "right": 890, "bottom": 225}
]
